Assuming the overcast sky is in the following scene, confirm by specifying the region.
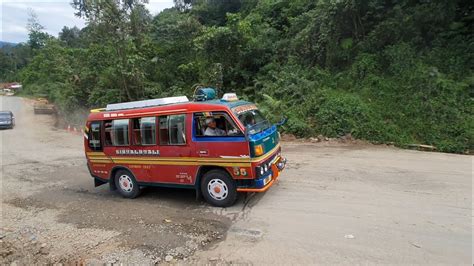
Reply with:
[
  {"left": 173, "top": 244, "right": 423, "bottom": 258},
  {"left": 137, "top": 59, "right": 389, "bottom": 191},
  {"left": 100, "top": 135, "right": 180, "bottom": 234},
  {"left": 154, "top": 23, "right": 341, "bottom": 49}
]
[{"left": 0, "top": 0, "right": 175, "bottom": 43}]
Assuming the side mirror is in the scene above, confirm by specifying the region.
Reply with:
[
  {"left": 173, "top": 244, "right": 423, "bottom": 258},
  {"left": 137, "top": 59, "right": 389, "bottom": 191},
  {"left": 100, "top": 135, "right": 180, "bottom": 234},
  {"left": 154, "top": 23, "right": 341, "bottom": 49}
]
[{"left": 276, "top": 116, "right": 287, "bottom": 127}]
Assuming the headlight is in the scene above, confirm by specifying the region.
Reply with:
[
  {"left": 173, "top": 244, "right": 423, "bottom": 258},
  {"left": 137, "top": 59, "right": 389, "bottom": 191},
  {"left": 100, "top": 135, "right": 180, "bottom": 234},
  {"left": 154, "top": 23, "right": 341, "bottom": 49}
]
[
  {"left": 264, "top": 164, "right": 268, "bottom": 172},
  {"left": 260, "top": 167, "right": 264, "bottom": 175}
]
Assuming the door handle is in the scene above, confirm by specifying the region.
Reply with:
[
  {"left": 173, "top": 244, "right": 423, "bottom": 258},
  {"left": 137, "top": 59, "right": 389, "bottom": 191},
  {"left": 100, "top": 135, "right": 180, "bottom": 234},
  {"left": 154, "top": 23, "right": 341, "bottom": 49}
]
[{"left": 198, "top": 150, "right": 209, "bottom": 156}]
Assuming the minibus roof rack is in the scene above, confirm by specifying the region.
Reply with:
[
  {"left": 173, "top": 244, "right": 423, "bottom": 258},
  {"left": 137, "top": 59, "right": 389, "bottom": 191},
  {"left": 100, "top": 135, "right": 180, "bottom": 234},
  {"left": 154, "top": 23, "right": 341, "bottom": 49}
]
[{"left": 105, "top": 96, "right": 189, "bottom": 111}]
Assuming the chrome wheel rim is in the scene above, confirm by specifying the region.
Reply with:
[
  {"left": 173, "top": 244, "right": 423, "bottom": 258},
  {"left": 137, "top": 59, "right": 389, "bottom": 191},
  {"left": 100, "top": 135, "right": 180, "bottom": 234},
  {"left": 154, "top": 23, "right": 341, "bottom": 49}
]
[
  {"left": 208, "top": 179, "right": 228, "bottom": 201},
  {"left": 119, "top": 174, "right": 133, "bottom": 192}
]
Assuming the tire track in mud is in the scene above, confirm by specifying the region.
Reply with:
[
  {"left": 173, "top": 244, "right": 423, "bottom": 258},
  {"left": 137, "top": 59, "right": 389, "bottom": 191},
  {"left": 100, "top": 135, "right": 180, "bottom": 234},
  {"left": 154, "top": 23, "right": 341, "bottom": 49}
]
[{"left": 2, "top": 168, "right": 234, "bottom": 264}]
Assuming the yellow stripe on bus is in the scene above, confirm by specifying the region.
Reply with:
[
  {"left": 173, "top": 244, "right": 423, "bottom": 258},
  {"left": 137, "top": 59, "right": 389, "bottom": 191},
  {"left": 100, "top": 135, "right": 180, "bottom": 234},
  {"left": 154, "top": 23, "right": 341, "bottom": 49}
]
[
  {"left": 87, "top": 152, "right": 106, "bottom": 156},
  {"left": 86, "top": 144, "right": 279, "bottom": 164},
  {"left": 90, "top": 159, "right": 249, "bottom": 167},
  {"left": 90, "top": 160, "right": 113, "bottom": 163},
  {"left": 88, "top": 156, "right": 247, "bottom": 163},
  {"left": 113, "top": 160, "right": 250, "bottom": 167},
  {"left": 110, "top": 157, "right": 249, "bottom": 162}
]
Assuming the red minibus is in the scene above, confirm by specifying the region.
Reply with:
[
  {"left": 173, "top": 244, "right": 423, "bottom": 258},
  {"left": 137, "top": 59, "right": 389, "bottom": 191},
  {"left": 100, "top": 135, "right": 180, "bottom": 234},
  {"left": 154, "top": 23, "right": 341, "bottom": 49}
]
[{"left": 84, "top": 88, "right": 286, "bottom": 207}]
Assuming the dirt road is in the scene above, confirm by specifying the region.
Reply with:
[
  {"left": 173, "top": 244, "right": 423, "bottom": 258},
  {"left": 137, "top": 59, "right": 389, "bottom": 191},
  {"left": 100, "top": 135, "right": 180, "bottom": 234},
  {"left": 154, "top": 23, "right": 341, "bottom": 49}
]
[{"left": 1, "top": 96, "right": 472, "bottom": 264}]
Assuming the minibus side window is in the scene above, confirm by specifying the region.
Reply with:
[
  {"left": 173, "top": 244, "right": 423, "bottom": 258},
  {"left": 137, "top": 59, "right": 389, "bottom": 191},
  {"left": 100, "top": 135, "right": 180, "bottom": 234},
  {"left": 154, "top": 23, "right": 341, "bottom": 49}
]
[
  {"left": 132, "top": 117, "right": 156, "bottom": 145},
  {"left": 159, "top": 116, "right": 169, "bottom": 144},
  {"left": 88, "top": 122, "right": 102, "bottom": 151},
  {"left": 104, "top": 119, "right": 129, "bottom": 146},
  {"left": 159, "top": 114, "right": 186, "bottom": 145},
  {"left": 104, "top": 121, "right": 112, "bottom": 145}
]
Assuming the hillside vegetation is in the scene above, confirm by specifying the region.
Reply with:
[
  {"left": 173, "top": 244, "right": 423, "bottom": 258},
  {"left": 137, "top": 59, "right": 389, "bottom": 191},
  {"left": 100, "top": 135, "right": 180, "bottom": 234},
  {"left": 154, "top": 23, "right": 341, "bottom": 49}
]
[{"left": 1, "top": 0, "right": 472, "bottom": 153}]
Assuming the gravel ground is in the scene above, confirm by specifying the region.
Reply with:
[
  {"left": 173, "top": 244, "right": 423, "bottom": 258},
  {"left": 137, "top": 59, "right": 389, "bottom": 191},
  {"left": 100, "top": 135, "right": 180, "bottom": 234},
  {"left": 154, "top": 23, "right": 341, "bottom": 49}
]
[
  {"left": 0, "top": 96, "right": 230, "bottom": 264},
  {"left": 1, "top": 96, "right": 472, "bottom": 264}
]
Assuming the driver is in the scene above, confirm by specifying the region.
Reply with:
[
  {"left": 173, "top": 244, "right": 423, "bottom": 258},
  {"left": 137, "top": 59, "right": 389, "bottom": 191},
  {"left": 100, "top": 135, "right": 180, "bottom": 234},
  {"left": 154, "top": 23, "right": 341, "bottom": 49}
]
[
  {"left": 204, "top": 117, "right": 226, "bottom": 136},
  {"left": 244, "top": 115, "right": 256, "bottom": 127}
]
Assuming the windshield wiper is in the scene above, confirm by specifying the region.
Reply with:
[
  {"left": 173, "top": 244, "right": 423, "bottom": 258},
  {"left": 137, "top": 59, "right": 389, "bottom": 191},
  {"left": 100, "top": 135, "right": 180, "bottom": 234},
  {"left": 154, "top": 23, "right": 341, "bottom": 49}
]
[{"left": 244, "top": 120, "right": 271, "bottom": 138}]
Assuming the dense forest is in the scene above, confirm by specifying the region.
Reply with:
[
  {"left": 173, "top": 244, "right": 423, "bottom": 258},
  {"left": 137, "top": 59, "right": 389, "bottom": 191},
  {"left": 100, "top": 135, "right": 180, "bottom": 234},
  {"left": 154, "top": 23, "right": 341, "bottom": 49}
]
[{"left": 0, "top": 0, "right": 472, "bottom": 153}]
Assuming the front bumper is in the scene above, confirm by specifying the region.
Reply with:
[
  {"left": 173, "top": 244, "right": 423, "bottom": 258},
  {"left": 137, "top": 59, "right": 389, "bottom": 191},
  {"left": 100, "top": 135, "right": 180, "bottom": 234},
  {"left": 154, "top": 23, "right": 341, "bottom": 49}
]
[
  {"left": 0, "top": 123, "right": 12, "bottom": 128},
  {"left": 237, "top": 156, "right": 287, "bottom": 192}
]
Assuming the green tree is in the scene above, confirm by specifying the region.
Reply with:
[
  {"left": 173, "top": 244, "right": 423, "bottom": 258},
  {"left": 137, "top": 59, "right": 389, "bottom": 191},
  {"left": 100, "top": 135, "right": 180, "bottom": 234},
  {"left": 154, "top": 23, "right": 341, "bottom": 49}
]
[
  {"left": 59, "top": 26, "right": 82, "bottom": 47},
  {"left": 26, "top": 9, "right": 51, "bottom": 49},
  {"left": 72, "top": 0, "right": 151, "bottom": 102}
]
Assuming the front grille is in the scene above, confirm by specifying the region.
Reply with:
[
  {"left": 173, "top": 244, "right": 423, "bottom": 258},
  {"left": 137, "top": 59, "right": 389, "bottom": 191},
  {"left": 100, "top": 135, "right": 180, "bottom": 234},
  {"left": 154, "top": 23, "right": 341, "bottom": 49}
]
[{"left": 255, "top": 151, "right": 279, "bottom": 177}]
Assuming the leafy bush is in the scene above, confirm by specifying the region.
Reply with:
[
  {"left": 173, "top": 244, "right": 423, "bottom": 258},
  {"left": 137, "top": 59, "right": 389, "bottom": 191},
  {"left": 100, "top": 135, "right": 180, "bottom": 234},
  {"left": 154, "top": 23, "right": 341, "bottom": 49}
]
[{"left": 314, "top": 92, "right": 373, "bottom": 137}]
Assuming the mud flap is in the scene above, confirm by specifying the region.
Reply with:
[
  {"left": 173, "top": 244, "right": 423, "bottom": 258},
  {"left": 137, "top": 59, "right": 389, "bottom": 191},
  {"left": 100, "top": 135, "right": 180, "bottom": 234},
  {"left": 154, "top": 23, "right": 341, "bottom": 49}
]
[
  {"left": 94, "top": 178, "right": 107, "bottom": 187},
  {"left": 195, "top": 186, "right": 202, "bottom": 201}
]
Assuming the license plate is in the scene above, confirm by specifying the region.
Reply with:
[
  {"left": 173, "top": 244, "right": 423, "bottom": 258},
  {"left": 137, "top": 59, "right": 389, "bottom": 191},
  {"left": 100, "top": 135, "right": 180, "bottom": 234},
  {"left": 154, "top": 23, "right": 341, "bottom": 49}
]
[{"left": 263, "top": 175, "right": 272, "bottom": 186}]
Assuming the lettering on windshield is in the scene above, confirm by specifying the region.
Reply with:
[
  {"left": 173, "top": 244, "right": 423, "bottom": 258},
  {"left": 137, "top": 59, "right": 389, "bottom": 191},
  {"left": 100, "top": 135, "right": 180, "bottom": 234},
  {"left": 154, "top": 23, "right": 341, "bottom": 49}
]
[{"left": 232, "top": 104, "right": 257, "bottom": 115}]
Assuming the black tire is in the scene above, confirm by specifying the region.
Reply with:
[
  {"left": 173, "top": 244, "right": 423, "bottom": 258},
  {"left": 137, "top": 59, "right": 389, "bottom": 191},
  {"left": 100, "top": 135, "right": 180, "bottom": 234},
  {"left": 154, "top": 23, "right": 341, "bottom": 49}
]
[
  {"left": 114, "top": 169, "right": 141, "bottom": 198},
  {"left": 201, "top": 169, "right": 237, "bottom": 207}
]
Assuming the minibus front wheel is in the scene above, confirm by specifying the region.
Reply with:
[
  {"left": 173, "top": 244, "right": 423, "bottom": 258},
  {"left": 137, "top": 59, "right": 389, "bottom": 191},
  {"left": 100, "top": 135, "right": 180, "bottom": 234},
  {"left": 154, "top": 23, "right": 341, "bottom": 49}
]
[
  {"left": 201, "top": 169, "right": 237, "bottom": 207},
  {"left": 114, "top": 169, "right": 141, "bottom": 198}
]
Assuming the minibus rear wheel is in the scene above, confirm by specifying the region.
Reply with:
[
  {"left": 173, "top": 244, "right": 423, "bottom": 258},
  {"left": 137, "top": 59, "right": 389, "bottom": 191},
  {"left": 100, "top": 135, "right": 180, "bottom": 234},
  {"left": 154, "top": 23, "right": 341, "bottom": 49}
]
[
  {"left": 201, "top": 169, "right": 237, "bottom": 207},
  {"left": 114, "top": 169, "right": 141, "bottom": 198}
]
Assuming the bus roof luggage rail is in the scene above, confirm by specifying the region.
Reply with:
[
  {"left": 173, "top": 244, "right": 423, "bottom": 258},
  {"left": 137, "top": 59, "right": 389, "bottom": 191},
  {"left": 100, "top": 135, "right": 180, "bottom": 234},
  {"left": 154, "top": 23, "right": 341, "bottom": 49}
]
[{"left": 105, "top": 96, "right": 189, "bottom": 111}]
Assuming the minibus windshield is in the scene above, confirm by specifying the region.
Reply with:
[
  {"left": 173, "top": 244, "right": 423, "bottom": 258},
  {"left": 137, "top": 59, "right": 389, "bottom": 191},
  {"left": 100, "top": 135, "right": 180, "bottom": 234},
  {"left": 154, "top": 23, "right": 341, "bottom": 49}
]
[{"left": 236, "top": 109, "right": 270, "bottom": 135}]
